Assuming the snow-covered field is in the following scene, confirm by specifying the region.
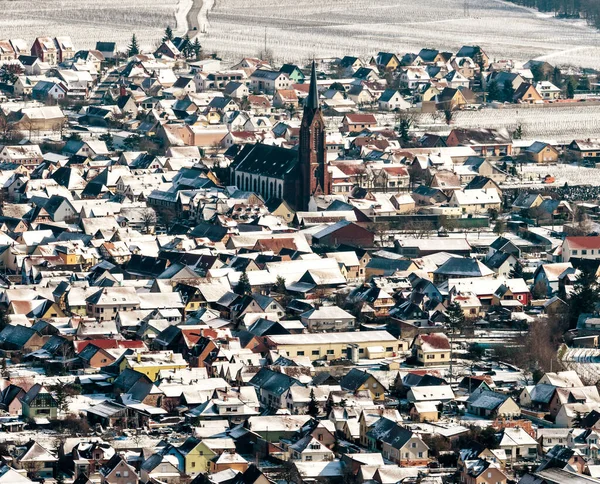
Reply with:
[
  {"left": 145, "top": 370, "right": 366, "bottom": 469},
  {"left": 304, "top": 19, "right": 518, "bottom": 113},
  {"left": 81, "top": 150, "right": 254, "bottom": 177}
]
[
  {"left": 416, "top": 104, "right": 600, "bottom": 143},
  {"left": 199, "top": 0, "right": 600, "bottom": 68},
  {"left": 0, "top": 0, "right": 180, "bottom": 50},
  {"left": 510, "top": 163, "right": 600, "bottom": 187}
]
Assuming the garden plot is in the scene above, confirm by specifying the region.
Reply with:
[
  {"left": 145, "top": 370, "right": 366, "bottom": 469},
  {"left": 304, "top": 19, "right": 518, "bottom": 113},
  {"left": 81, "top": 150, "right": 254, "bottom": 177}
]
[
  {"left": 200, "top": 0, "right": 600, "bottom": 68},
  {"left": 0, "top": 0, "right": 180, "bottom": 50}
]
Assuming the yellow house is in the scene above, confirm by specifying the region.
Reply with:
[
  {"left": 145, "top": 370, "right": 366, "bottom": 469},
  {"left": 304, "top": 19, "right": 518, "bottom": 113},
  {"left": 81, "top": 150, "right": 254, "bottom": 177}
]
[
  {"left": 340, "top": 368, "right": 386, "bottom": 401},
  {"left": 524, "top": 142, "right": 560, "bottom": 163},
  {"left": 184, "top": 438, "right": 237, "bottom": 475},
  {"left": 267, "top": 199, "right": 295, "bottom": 224},
  {"left": 410, "top": 401, "right": 439, "bottom": 422},
  {"left": 413, "top": 333, "right": 451, "bottom": 366},
  {"left": 267, "top": 331, "right": 401, "bottom": 361},
  {"left": 123, "top": 351, "right": 188, "bottom": 381},
  {"left": 9, "top": 299, "right": 65, "bottom": 319}
]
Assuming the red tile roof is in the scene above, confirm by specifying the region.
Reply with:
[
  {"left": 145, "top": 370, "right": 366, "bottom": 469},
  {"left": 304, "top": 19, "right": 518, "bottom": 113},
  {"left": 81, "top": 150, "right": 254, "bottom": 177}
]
[
  {"left": 74, "top": 339, "right": 146, "bottom": 353},
  {"left": 566, "top": 236, "right": 600, "bottom": 250}
]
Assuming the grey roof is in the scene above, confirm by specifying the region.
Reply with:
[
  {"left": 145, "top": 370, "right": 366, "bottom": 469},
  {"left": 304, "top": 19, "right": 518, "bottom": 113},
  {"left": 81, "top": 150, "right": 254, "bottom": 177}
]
[
  {"left": 529, "top": 384, "right": 557, "bottom": 404},
  {"left": 467, "top": 390, "right": 509, "bottom": 410},
  {"left": 312, "top": 220, "right": 352, "bottom": 239},
  {"left": 433, "top": 257, "right": 484, "bottom": 277}
]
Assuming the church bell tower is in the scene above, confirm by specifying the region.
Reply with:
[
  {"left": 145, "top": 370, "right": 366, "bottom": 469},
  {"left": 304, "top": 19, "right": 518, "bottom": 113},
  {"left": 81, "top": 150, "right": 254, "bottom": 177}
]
[{"left": 296, "top": 61, "right": 330, "bottom": 211}]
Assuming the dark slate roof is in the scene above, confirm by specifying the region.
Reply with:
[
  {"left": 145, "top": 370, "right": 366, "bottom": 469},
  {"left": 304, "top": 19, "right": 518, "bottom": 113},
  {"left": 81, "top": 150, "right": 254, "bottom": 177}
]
[
  {"left": 466, "top": 175, "right": 496, "bottom": 190},
  {"left": 529, "top": 384, "right": 557, "bottom": 404},
  {"left": 249, "top": 368, "right": 301, "bottom": 396},
  {"left": 140, "top": 453, "right": 163, "bottom": 472},
  {"left": 125, "top": 254, "right": 168, "bottom": 278},
  {"left": 154, "top": 325, "right": 182, "bottom": 347},
  {"left": 485, "top": 251, "right": 512, "bottom": 270},
  {"left": 379, "top": 89, "right": 400, "bottom": 103},
  {"left": 21, "top": 383, "right": 52, "bottom": 406},
  {"left": 178, "top": 437, "right": 201, "bottom": 455},
  {"left": 96, "top": 42, "right": 116, "bottom": 52},
  {"left": 513, "top": 192, "right": 540, "bottom": 209},
  {"left": 232, "top": 143, "right": 298, "bottom": 179},
  {"left": 0, "top": 325, "right": 37, "bottom": 350},
  {"left": 413, "top": 185, "right": 442, "bottom": 197},
  {"left": 188, "top": 222, "right": 228, "bottom": 242},
  {"left": 312, "top": 372, "right": 338, "bottom": 385},
  {"left": 366, "top": 257, "right": 413, "bottom": 274},
  {"left": 247, "top": 318, "right": 290, "bottom": 337},
  {"left": 433, "top": 257, "right": 484, "bottom": 277},
  {"left": 279, "top": 64, "right": 303, "bottom": 77},
  {"left": 252, "top": 69, "right": 284, "bottom": 80},
  {"left": 113, "top": 368, "right": 151, "bottom": 392},
  {"left": 339, "top": 368, "right": 371, "bottom": 392},
  {"left": 456, "top": 45, "right": 481, "bottom": 58}
]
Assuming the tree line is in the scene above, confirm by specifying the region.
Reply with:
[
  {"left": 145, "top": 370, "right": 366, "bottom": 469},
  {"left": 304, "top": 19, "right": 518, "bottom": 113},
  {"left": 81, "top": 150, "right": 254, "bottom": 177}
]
[{"left": 506, "top": 0, "right": 600, "bottom": 28}]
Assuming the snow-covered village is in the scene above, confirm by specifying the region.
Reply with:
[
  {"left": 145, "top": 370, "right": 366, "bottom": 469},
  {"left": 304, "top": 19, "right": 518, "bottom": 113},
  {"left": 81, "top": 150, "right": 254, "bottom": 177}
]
[{"left": 2, "top": 1, "right": 600, "bottom": 483}]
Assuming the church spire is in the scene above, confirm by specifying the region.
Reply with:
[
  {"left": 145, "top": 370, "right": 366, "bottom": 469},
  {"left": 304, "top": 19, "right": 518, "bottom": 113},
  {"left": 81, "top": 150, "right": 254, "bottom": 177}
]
[{"left": 306, "top": 61, "right": 319, "bottom": 111}]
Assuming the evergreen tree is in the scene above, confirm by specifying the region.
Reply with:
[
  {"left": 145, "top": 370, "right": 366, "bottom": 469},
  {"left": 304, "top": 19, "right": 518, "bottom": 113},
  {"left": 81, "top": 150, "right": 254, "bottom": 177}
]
[
  {"left": 127, "top": 34, "right": 140, "bottom": 56},
  {"left": 566, "top": 77, "right": 576, "bottom": 99},
  {"left": 509, "top": 259, "right": 524, "bottom": 279},
  {"left": 494, "top": 219, "right": 506, "bottom": 236},
  {"left": 513, "top": 124, "right": 523, "bottom": 140},
  {"left": 569, "top": 267, "right": 600, "bottom": 328},
  {"left": 162, "top": 25, "right": 174, "bottom": 42},
  {"left": 530, "top": 62, "right": 545, "bottom": 82},
  {"left": 579, "top": 76, "right": 590, "bottom": 91},
  {"left": 502, "top": 80, "right": 515, "bottom": 103},
  {"left": 472, "top": 46, "right": 486, "bottom": 72},
  {"left": 182, "top": 34, "right": 192, "bottom": 58},
  {"left": 399, "top": 118, "right": 411, "bottom": 145},
  {"left": 487, "top": 80, "right": 500, "bottom": 101},
  {"left": 236, "top": 270, "right": 252, "bottom": 296},
  {"left": 192, "top": 38, "right": 202, "bottom": 60},
  {"left": 446, "top": 301, "right": 465, "bottom": 333},
  {"left": 307, "top": 389, "right": 319, "bottom": 418},
  {"left": 552, "top": 66, "right": 562, "bottom": 87},
  {"left": 275, "top": 276, "right": 287, "bottom": 294},
  {"left": 99, "top": 133, "right": 114, "bottom": 151}
]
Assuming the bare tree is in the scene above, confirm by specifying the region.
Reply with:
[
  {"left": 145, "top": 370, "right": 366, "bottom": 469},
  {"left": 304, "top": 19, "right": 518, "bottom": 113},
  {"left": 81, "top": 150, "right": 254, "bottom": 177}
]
[{"left": 141, "top": 209, "right": 157, "bottom": 234}]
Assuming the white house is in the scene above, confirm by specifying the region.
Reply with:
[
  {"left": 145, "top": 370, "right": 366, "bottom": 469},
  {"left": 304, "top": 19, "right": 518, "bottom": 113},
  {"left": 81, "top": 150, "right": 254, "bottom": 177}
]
[
  {"left": 535, "top": 81, "right": 561, "bottom": 100},
  {"left": 378, "top": 89, "right": 410, "bottom": 111}
]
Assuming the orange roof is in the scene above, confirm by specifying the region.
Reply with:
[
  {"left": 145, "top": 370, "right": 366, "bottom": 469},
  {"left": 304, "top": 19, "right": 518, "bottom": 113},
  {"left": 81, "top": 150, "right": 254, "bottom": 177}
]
[
  {"left": 345, "top": 114, "right": 377, "bottom": 124},
  {"left": 566, "top": 236, "right": 600, "bottom": 250},
  {"left": 252, "top": 237, "right": 297, "bottom": 254},
  {"left": 382, "top": 166, "right": 408, "bottom": 176},
  {"left": 74, "top": 339, "right": 146, "bottom": 353}
]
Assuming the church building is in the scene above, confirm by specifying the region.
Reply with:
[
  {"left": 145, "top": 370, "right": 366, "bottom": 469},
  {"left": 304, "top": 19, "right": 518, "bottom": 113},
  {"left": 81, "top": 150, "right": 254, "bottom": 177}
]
[{"left": 230, "top": 62, "right": 331, "bottom": 211}]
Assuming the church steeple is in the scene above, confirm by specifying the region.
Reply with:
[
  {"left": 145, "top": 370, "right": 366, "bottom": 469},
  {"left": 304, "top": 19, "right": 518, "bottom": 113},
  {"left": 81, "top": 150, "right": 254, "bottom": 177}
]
[
  {"left": 306, "top": 61, "right": 319, "bottom": 111},
  {"left": 295, "top": 60, "right": 331, "bottom": 211}
]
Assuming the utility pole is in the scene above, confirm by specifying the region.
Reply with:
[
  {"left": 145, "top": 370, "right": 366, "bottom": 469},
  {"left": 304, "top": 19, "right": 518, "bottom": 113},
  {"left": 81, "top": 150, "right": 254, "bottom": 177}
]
[
  {"left": 264, "top": 27, "right": 267, "bottom": 57},
  {"left": 464, "top": 0, "right": 470, "bottom": 17}
]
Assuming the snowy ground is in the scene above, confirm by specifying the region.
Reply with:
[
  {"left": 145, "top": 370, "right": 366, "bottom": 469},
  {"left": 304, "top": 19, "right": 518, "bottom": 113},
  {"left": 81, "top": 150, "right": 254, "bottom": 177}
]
[
  {"left": 503, "top": 163, "right": 600, "bottom": 188},
  {"left": 416, "top": 105, "right": 600, "bottom": 144},
  {"left": 198, "top": 0, "right": 600, "bottom": 67},
  {"left": 0, "top": 0, "right": 180, "bottom": 51}
]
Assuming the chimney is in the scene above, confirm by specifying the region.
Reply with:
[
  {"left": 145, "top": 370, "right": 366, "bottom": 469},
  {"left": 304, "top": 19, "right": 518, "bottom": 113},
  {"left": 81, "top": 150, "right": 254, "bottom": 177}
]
[{"left": 136, "top": 351, "right": 141, "bottom": 363}]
